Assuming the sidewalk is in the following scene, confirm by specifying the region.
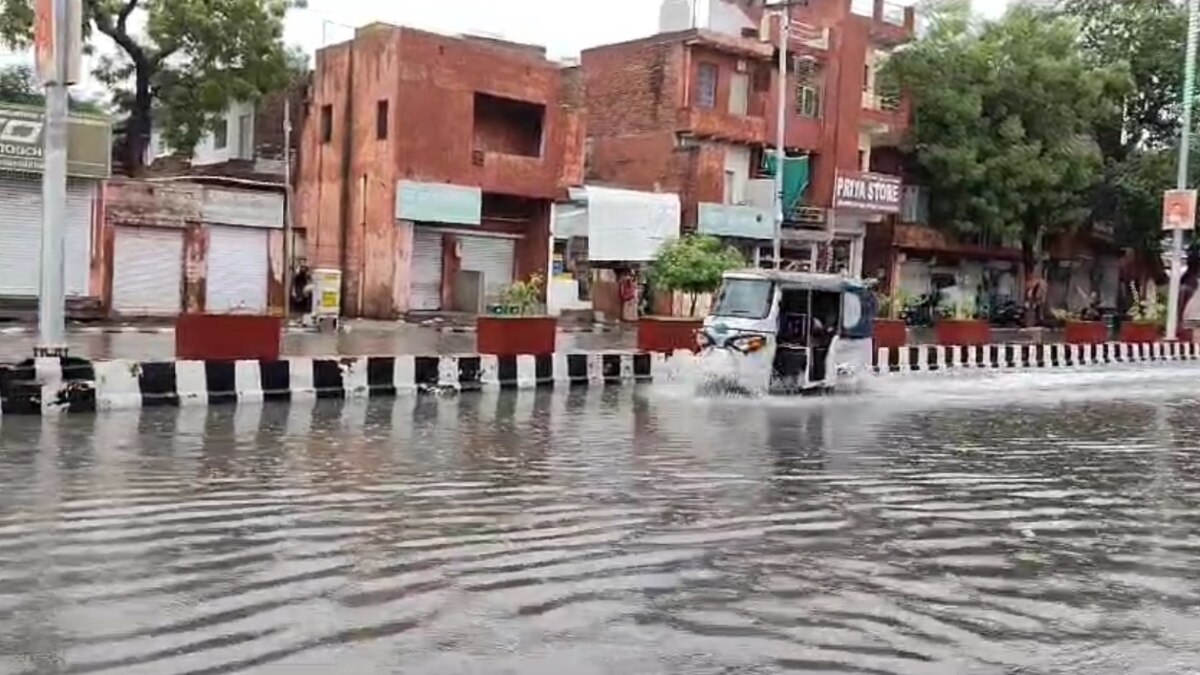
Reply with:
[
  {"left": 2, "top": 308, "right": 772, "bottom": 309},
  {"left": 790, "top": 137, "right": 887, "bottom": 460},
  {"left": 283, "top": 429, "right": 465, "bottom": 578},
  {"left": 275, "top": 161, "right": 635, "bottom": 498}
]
[{"left": 0, "top": 320, "right": 1061, "bottom": 362}]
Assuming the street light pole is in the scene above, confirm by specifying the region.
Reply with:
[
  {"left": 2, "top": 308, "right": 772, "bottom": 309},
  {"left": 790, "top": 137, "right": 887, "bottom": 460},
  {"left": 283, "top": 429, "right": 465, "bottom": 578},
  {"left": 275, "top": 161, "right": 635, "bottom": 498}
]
[
  {"left": 35, "top": 0, "right": 79, "bottom": 359},
  {"left": 773, "top": 6, "right": 788, "bottom": 271},
  {"left": 1169, "top": 0, "right": 1200, "bottom": 341}
]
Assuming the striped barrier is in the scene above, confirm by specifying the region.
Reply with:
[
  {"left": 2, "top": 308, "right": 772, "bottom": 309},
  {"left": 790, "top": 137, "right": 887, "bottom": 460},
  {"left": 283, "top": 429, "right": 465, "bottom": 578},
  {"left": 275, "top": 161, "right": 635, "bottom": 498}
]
[{"left": 2, "top": 342, "right": 1197, "bottom": 415}]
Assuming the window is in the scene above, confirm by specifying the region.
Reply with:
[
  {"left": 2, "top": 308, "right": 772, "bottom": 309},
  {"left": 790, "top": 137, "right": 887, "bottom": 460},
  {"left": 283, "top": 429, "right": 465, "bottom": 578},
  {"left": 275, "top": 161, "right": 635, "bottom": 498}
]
[
  {"left": 796, "top": 85, "right": 821, "bottom": 118},
  {"left": 376, "top": 100, "right": 389, "bottom": 140},
  {"left": 729, "top": 72, "right": 749, "bottom": 116},
  {"left": 213, "top": 118, "right": 228, "bottom": 150},
  {"left": 857, "top": 150, "right": 867, "bottom": 170},
  {"left": 713, "top": 279, "right": 773, "bottom": 319},
  {"left": 696, "top": 62, "right": 718, "bottom": 109},
  {"left": 472, "top": 92, "right": 545, "bottom": 157},
  {"left": 724, "top": 169, "right": 736, "bottom": 204},
  {"left": 320, "top": 105, "right": 333, "bottom": 143}
]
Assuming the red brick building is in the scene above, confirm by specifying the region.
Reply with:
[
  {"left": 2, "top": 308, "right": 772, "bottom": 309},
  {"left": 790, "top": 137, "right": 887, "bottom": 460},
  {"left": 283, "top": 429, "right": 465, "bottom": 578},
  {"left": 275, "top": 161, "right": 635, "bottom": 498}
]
[
  {"left": 296, "top": 24, "right": 584, "bottom": 318},
  {"left": 584, "top": 0, "right": 914, "bottom": 276}
]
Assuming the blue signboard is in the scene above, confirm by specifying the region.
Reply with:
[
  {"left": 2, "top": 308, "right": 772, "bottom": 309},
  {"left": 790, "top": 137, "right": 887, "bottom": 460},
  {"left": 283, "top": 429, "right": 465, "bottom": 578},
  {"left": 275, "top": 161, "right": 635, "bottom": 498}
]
[{"left": 395, "top": 180, "right": 482, "bottom": 225}]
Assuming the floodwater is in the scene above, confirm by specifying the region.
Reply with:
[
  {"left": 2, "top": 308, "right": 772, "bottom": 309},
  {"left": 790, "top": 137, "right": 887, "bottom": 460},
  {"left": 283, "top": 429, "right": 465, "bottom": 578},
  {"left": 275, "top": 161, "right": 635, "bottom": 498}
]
[{"left": 3, "top": 365, "right": 1200, "bottom": 673}]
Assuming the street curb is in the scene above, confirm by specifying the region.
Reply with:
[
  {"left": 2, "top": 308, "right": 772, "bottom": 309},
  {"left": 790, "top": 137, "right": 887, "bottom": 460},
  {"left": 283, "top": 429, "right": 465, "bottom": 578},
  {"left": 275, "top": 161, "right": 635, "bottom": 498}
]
[
  {"left": 0, "top": 326, "right": 316, "bottom": 337},
  {"left": 2, "top": 342, "right": 1197, "bottom": 415},
  {"left": 433, "top": 325, "right": 621, "bottom": 335}
]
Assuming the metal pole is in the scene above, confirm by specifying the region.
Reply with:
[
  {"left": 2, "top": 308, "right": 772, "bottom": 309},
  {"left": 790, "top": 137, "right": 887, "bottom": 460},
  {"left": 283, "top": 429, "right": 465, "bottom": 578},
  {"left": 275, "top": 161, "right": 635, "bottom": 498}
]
[
  {"left": 1169, "top": 0, "right": 1200, "bottom": 341},
  {"left": 36, "top": 0, "right": 71, "bottom": 358},
  {"left": 282, "top": 101, "right": 294, "bottom": 323},
  {"left": 773, "top": 6, "right": 788, "bottom": 271}
]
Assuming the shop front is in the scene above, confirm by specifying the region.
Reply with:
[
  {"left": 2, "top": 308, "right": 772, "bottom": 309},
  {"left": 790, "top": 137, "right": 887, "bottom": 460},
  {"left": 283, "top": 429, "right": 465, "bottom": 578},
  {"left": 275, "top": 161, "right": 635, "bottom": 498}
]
[{"left": 0, "top": 103, "right": 111, "bottom": 311}]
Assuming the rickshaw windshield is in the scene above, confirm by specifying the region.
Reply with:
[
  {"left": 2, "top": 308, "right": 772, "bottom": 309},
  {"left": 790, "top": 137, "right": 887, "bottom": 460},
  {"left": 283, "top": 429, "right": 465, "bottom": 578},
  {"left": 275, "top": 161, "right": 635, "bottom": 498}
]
[{"left": 713, "top": 278, "right": 773, "bottom": 319}]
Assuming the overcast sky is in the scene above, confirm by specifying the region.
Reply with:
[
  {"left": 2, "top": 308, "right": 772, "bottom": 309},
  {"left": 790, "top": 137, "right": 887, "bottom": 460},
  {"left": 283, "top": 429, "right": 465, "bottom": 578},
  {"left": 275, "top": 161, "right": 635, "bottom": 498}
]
[
  {"left": 285, "top": 0, "right": 1012, "bottom": 59},
  {"left": 2, "top": 0, "right": 1014, "bottom": 99}
]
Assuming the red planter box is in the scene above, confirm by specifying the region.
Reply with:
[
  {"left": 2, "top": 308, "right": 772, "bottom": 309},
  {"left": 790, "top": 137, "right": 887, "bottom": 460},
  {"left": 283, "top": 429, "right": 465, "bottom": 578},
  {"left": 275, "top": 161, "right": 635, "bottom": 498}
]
[
  {"left": 176, "top": 314, "right": 282, "bottom": 361},
  {"left": 1178, "top": 328, "right": 1194, "bottom": 343},
  {"left": 637, "top": 317, "right": 703, "bottom": 353},
  {"left": 476, "top": 316, "right": 557, "bottom": 356},
  {"left": 873, "top": 319, "right": 908, "bottom": 349},
  {"left": 1064, "top": 321, "right": 1109, "bottom": 345},
  {"left": 1120, "top": 322, "right": 1161, "bottom": 343},
  {"left": 935, "top": 320, "right": 992, "bottom": 346}
]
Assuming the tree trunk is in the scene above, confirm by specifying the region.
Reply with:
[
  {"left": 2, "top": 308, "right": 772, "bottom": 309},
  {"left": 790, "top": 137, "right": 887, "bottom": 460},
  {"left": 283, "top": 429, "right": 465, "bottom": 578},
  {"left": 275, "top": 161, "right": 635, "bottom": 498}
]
[
  {"left": 1021, "top": 230, "right": 1043, "bottom": 328},
  {"left": 689, "top": 293, "right": 698, "bottom": 318},
  {"left": 123, "top": 65, "right": 153, "bottom": 176}
]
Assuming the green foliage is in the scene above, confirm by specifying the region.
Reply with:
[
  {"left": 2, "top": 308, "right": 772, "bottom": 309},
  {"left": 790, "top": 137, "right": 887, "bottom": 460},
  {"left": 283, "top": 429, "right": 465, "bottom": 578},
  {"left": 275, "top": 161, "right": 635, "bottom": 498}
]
[
  {"left": 875, "top": 288, "right": 911, "bottom": 319},
  {"left": 496, "top": 274, "right": 545, "bottom": 317},
  {"left": 0, "top": 64, "right": 103, "bottom": 112},
  {"left": 0, "top": 0, "right": 301, "bottom": 172},
  {"left": 651, "top": 235, "right": 744, "bottom": 308},
  {"left": 883, "top": 5, "right": 1126, "bottom": 257},
  {"left": 936, "top": 295, "right": 977, "bottom": 321},
  {"left": 1127, "top": 282, "right": 1167, "bottom": 324},
  {"left": 651, "top": 235, "right": 744, "bottom": 318}
]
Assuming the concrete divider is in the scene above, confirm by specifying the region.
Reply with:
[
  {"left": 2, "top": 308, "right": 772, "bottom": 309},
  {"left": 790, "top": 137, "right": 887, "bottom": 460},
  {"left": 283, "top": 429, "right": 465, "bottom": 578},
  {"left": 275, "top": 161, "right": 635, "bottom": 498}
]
[{"left": 1, "top": 342, "right": 1197, "bottom": 415}]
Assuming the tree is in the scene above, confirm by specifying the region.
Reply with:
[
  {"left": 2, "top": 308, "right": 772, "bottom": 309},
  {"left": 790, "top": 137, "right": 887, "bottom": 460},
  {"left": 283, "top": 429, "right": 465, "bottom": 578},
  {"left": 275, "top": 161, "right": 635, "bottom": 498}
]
[
  {"left": 0, "top": 63, "right": 103, "bottom": 112},
  {"left": 651, "top": 235, "right": 744, "bottom": 317},
  {"left": 883, "top": 5, "right": 1127, "bottom": 284},
  {"left": 0, "top": 0, "right": 301, "bottom": 174}
]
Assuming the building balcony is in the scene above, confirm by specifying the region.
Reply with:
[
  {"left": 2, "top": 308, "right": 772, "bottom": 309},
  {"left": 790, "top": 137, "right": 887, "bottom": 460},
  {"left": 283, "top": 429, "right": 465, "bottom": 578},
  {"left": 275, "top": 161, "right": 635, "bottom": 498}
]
[
  {"left": 677, "top": 107, "right": 769, "bottom": 145},
  {"left": 475, "top": 151, "right": 557, "bottom": 200},
  {"left": 860, "top": 91, "right": 909, "bottom": 144},
  {"left": 850, "top": 0, "right": 915, "bottom": 44}
]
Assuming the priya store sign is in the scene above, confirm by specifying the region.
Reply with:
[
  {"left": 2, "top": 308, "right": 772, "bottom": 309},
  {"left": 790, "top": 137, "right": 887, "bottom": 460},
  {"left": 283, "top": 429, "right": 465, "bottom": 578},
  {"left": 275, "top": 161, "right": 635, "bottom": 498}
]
[{"left": 833, "top": 170, "right": 902, "bottom": 214}]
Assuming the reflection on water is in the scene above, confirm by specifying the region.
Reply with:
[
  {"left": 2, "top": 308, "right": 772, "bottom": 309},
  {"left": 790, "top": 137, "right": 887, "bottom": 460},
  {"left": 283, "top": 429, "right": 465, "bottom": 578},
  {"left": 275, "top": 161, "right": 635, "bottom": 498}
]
[{"left": 2, "top": 371, "right": 1200, "bottom": 673}]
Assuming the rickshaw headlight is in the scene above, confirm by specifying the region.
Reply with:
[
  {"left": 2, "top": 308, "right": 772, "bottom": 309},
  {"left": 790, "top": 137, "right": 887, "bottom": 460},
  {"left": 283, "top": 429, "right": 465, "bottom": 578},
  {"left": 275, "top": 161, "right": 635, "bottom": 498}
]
[{"left": 730, "top": 334, "right": 767, "bottom": 354}]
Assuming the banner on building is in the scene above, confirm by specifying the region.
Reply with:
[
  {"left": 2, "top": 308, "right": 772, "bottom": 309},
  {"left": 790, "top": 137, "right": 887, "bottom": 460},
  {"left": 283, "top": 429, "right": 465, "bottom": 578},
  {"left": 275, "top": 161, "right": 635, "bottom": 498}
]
[
  {"left": 0, "top": 104, "right": 112, "bottom": 178},
  {"left": 1162, "top": 189, "right": 1197, "bottom": 231},
  {"left": 833, "top": 170, "right": 902, "bottom": 214},
  {"left": 34, "top": 0, "right": 83, "bottom": 85}
]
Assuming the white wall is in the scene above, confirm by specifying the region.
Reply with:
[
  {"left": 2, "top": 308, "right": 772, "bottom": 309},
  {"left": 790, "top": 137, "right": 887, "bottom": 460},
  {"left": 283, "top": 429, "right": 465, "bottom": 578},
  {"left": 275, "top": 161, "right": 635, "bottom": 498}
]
[
  {"left": 148, "top": 100, "right": 256, "bottom": 166},
  {"left": 659, "top": 0, "right": 753, "bottom": 38},
  {"left": 723, "top": 145, "right": 752, "bottom": 205}
]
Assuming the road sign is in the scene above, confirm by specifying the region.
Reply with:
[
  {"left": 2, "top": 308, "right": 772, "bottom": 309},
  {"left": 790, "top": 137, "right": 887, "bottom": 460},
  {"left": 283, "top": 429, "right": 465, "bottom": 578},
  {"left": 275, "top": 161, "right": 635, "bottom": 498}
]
[{"left": 1163, "top": 189, "right": 1197, "bottom": 230}]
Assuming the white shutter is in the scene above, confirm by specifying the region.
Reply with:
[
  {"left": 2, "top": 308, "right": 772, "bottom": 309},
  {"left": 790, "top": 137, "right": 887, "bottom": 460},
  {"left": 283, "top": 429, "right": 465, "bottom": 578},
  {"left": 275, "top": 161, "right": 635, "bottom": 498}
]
[
  {"left": 460, "top": 236, "right": 515, "bottom": 304},
  {"left": 112, "top": 227, "right": 184, "bottom": 315},
  {"left": 410, "top": 228, "right": 444, "bottom": 311},
  {"left": 0, "top": 177, "right": 93, "bottom": 297},
  {"left": 207, "top": 226, "right": 269, "bottom": 313}
]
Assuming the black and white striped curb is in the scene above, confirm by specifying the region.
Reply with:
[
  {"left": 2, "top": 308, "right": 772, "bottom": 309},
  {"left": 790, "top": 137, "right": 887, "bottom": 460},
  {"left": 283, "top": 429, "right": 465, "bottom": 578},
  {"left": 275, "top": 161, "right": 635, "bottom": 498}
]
[
  {"left": 434, "top": 325, "right": 621, "bottom": 335},
  {"left": 871, "top": 341, "right": 1200, "bottom": 372},
  {"left": 3, "top": 342, "right": 1197, "bottom": 415},
  {"left": 0, "top": 325, "right": 319, "bottom": 337}
]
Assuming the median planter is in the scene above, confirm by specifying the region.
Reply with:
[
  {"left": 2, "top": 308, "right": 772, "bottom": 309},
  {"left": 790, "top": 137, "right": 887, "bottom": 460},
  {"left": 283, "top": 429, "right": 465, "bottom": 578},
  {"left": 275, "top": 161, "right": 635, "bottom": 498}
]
[
  {"left": 638, "top": 317, "right": 703, "bottom": 353},
  {"left": 476, "top": 316, "right": 557, "bottom": 356},
  {"left": 872, "top": 319, "right": 908, "bottom": 349},
  {"left": 935, "top": 319, "right": 992, "bottom": 346},
  {"left": 1064, "top": 320, "right": 1109, "bottom": 345},
  {"left": 176, "top": 314, "right": 282, "bottom": 361},
  {"left": 1120, "top": 321, "right": 1161, "bottom": 343}
]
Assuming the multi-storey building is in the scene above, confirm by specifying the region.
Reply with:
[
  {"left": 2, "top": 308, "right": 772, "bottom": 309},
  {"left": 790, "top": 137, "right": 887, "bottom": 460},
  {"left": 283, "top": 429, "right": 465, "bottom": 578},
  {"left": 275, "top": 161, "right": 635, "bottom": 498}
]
[
  {"left": 295, "top": 24, "right": 584, "bottom": 318},
  {"left": 584, "top": 0, "right": 914, "bottom": 278}
]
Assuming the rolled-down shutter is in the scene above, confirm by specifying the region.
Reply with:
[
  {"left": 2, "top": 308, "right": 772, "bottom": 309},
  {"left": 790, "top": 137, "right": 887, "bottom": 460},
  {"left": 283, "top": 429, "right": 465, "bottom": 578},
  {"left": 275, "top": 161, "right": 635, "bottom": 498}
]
[
  {"left": 460, "top": 236, "right": 515, "bottom": 304},
  {"left": 410, "top": 229, "right": 444, "bottom": 311},
  {"left": 0, "top": 178, "right": 93, "bottom": 297},
  {"left": 112, "top": 227, "right": 184, "bottom": 315},
  {"left": 207, "top": 226, "right": 269, "bottom": 313}
]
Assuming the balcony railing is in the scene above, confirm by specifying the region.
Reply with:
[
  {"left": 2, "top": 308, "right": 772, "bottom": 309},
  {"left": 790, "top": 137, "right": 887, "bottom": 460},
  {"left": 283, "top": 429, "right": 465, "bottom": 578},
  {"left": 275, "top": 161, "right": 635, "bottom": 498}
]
[{"left": 863, "top": 90, "right": 902, "bottom": 113}]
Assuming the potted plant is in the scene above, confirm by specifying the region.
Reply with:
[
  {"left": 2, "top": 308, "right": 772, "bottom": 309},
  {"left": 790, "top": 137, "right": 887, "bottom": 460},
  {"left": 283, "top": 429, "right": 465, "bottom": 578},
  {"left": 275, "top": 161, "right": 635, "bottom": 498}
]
[
  {"left": 1120, "top": 283, "right": 1165, "bottom": 343},
  {"left": 873, "top": 288, "right": 909, "bottom": 349},
  {"left": 1054, "top": 307, "right": 1109, "bottom": 345},
  {"left": 476, "top": 274, "right": 557, "bottom": 356},
  {"left": 176, "top": 306, "right": 283, "bottom": 361},
  {"left": 934, "top": 296, "right": 991, "bottom": 346},
  {"left": 638, "top": 235, "right": 744, "bottom": 353}
]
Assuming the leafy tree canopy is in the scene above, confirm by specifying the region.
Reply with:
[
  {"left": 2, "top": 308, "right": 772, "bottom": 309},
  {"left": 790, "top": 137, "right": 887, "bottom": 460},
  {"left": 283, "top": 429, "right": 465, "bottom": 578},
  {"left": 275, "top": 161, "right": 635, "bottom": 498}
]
[
  {"left": 0, "top": 0, "right": 305, "bottom": 173},
  {"left": 884, "top": 3, "right": 1128, "bottom": 266},
  {"left": 651, "top": 235, "right": 744, "bottom": 316}
]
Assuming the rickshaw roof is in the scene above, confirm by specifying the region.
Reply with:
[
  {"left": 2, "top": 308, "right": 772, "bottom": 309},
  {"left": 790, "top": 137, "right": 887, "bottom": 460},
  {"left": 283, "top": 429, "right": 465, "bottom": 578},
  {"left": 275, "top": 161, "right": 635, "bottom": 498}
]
[{"left": 722, "top": 269, "right": 870, "bottom": 293}]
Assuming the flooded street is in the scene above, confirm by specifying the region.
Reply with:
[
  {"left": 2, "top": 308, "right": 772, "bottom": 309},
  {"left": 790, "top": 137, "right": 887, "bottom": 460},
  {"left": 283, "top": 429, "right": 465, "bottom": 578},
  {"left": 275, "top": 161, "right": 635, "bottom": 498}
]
[{"left": 3, "top": 368, "right": 1200, "bottom": 673}]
